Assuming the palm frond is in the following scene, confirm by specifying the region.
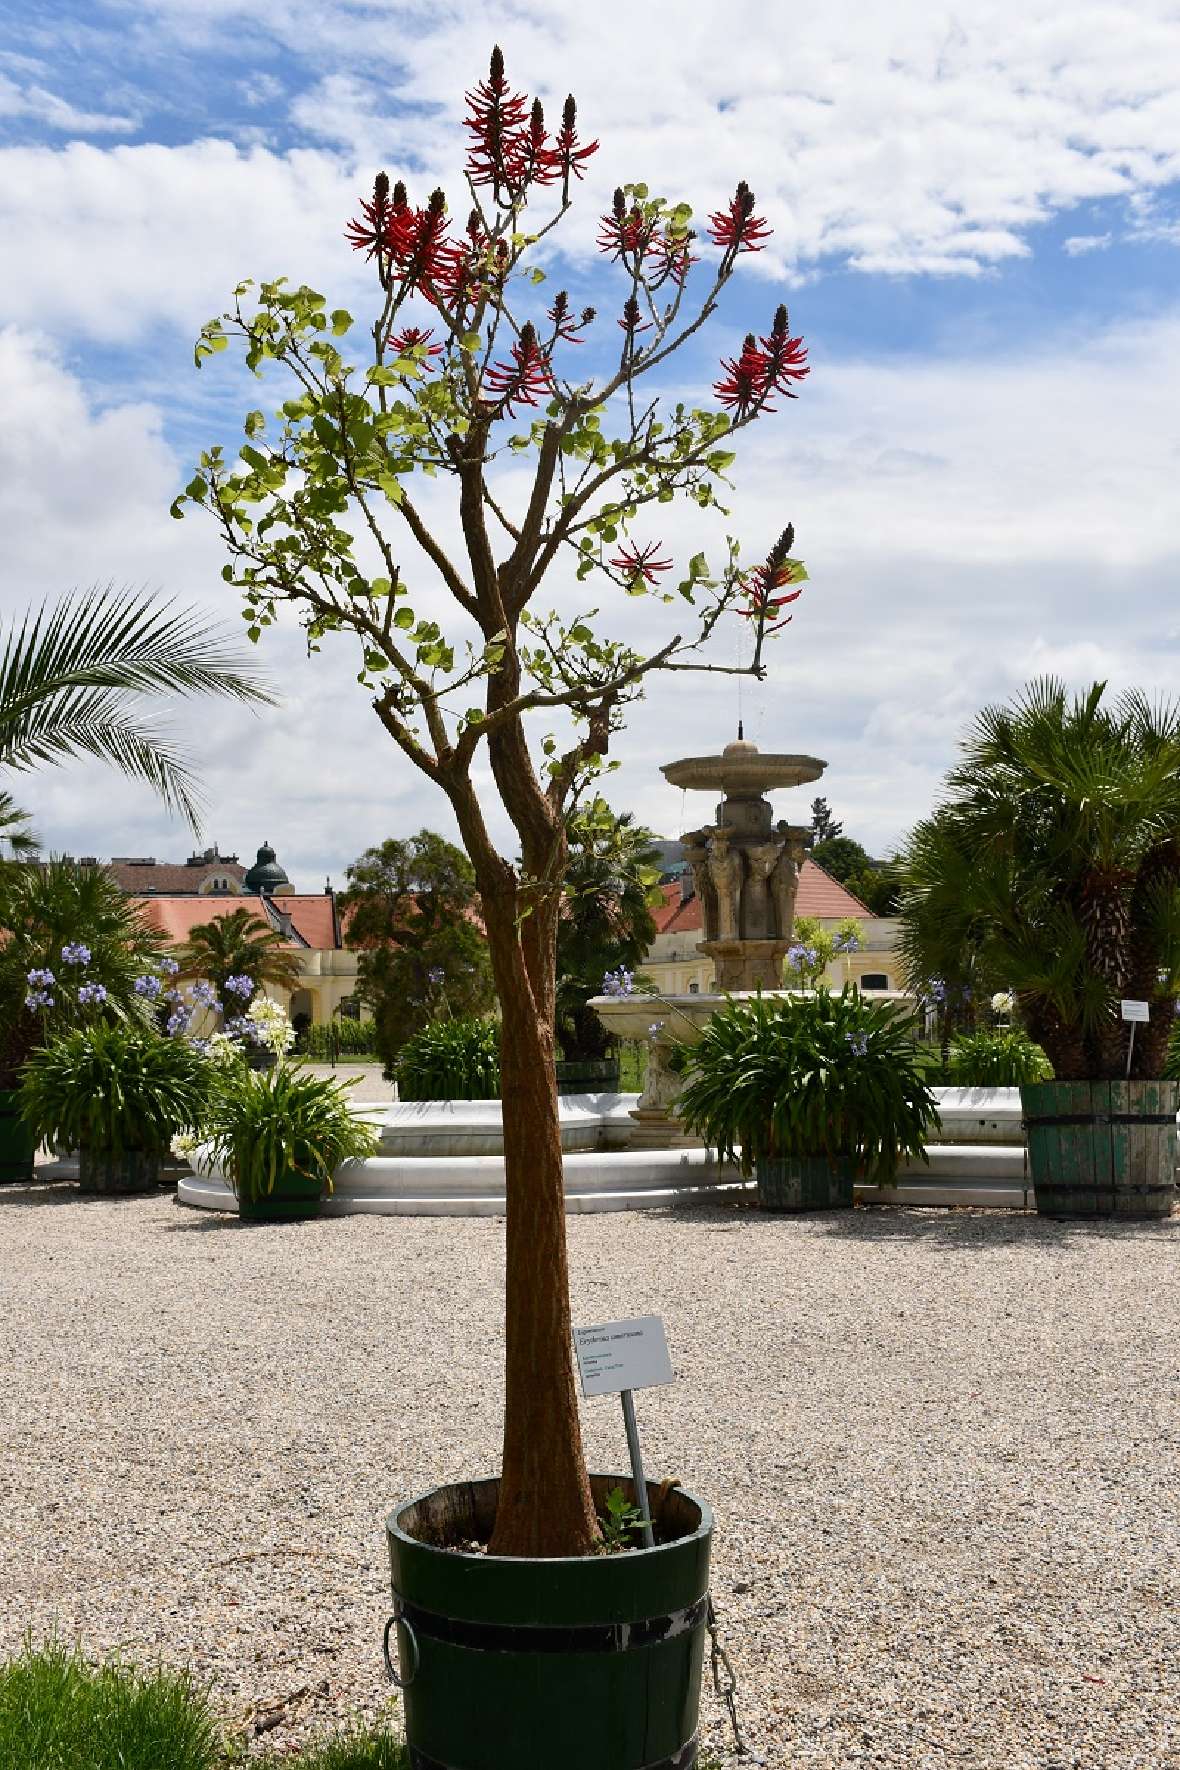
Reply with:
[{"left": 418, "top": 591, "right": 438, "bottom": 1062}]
[{"left": 0, "top": 587, "right": 274, "bottom": 828}]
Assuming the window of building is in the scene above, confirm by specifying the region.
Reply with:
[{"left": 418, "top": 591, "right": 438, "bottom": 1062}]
[
  {"left": 688, "top": 981, "right": 700, "bottom": 994},
  {"left": 338, "top": 996, "right": 361, "bottom": 1021},
  {"left": 860, "top": 973, "right": 890, "bottom": 991}
]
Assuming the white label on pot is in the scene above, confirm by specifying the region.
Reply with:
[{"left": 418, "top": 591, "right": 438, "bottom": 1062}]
[
  {"left": 573, "top": 1315, "right": 674, "bottom": 1398},
  {"left": 1120, "top": 999, "right": 1150, "bottom": 1022}
]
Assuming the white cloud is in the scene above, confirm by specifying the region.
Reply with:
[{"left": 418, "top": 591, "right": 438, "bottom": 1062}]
[
  {"left": 1063, "top": 232, "right": 1113, "bottom": 255},
  {"left": 2, "top": 3, "right": 1180, "bottom": 344},
  {"left": 2, "top": 300, "right": 1180, "bottom": 872},
  {"left": 0, "top": 73, "right": 135, "bottom": 135}
]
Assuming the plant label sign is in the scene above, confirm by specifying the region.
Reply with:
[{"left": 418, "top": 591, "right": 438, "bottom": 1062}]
[
  {"left": 1121, "top": 1000, "right": 1150, "bottom": 1022},
  {"left": 573, "top": 1315, "right": 674, "bottom": 1399}
]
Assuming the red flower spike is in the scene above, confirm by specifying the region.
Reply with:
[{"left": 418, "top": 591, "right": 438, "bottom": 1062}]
[
  {"left": 597, "top": 188, "right": 649, "bottom": 261},
  {"left": 548, "top": 292, "right": 591, "bottom": 343},
  {"left": 388, "top": 327, "right": 445, "bottom": 370},
  {"left": 759, "top": 303, "right": 809, "bottom": 397},
  {"left": 739, "top": 524, "right": 803, "bottom": 631},
  {"left": 714, "top": 333, "right": 772, "bottom": 418},
  {"left": 648, "top": 228, "right": 698, "bottom": 290},
  {"left": 511, "top": 97, "right": 558, "bottom": 188},
  {"left": 609, "top": 541, "right": 673, "bottom": 585},
  {"left": 345, "top": 170, "right": 397, "bottom": 259},
  {"left": 483, "top": 322, "right": 555, "bottom": 417},
  {"left": 707, "top": 180, "right": 772, "bottom": 256},
  {"left": 464, "top": 45, "right": 531, "bottom": 196},
  {"left": 549, "top": 94, "right": 599, "bottom": 198},
  {"left": 618, "top": 296, "right": 652, "bottom": 338}
]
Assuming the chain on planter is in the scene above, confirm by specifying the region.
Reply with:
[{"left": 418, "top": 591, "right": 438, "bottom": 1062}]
[{"left": 706, "top": 1594, "right": 764, "bottom": 1764}]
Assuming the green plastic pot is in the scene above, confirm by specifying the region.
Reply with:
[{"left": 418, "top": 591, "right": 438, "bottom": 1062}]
[
  {"left": 236, "top": 1167, "right": 323, "bottom": 1221},
  {"left": 385, "top": 1475, "right": 712, "bottom": 1770},
  {"left": 0, "top": 1090, "right": 36, "bottom": 1185},
  {"left": 78, "top": 1148, "right": 160, "bottom": 1194},
  {"left": 756, "top": 1153, "right": 854, "bottom": 1211}
]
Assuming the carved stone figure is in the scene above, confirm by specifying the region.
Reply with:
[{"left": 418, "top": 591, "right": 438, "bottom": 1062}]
[
  {"left": 770, "top": 843, "right": 800, "bottom": 939},
  {"left": 744, "top": 842, "right": 782, "bottom": 940},
  {"left": 708, "top": 830, "right": 743, "bottom": 941}
]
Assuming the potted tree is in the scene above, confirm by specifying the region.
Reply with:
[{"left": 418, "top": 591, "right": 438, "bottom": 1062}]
[
  {"left": 200, "top": 1060, "right": 379, "bottom": 1220},
  {"left": 677, "top": 986, "right": 938, "bottom": 1209},
  {"left": 176, "top": 44, "right": 811, "bottom": 1763},
  {"left": 897, "top": 679, "right": 1180, "bottom": 1218},
  {"left": 19, "top": 1023, "right": 210, "bottom": 1194}
]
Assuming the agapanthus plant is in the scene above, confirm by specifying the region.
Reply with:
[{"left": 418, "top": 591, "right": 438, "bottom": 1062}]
[{"left": 177, "top": 45, "right": 814, "bottom": 1559}]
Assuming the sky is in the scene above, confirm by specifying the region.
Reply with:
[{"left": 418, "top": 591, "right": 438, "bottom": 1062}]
[{"left": 2, "top": 0, "right": 1179, "bottom": 886}]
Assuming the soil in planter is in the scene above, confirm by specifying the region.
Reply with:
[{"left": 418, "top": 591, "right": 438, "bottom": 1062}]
[{"left": 426, "top": 1478, "right": 686, "bottom": 1557}]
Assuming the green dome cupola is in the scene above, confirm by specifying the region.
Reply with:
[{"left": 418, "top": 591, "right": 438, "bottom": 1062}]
[{"left": 244, "top": 840, "right": 292, "bottom": 896}]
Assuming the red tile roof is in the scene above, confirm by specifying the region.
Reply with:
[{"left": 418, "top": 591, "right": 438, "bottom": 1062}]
[
  {"left": 134, "top": 895, "right": 339, "bottom": 951},
  {"left": 654, "top": 859, "right": 870, "bottom": 935}
]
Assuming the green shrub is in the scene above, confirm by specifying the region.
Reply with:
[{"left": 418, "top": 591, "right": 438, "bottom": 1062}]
[
  {"left": 201, "top": 1064, "right": 379, "bottom": 1202},
  {"left": 677, "top": 986, "right": 939, "bottom": 1183},
  {"left": 946, "top": 1028, "right": 1053, "bottom": 1086},
  {"left": 0, "top": 1640, "right": 219, "bottom": 1770},
  {"left": 19, "top": 1024, "right": 210, "bottom": 1156},
  {"left": 304, "top": 1019, "right": 381, "bottom": 1060},
  {"left": 396, "top": 1016, "right": 501, "bottom": 1100}
]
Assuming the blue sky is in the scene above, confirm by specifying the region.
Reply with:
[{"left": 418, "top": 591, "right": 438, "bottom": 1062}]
[{"left": 2, "top": 1, "right": 1179, "bottom": 884}]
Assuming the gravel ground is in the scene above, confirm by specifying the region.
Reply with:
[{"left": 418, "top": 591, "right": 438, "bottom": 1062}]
[{"left": 1, "top": 1184, "right": 1178, "bottom": 1768}]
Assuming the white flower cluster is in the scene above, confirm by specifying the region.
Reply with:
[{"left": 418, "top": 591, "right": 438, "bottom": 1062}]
[
  {"left": 991, "top": 991, "right": 1014, "bottom": 1016},
  {"left": 245, "top": 995, "right": 296, "bottom": 1055}
]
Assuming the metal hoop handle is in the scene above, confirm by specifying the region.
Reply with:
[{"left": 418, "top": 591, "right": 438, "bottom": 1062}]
[{"left": 382, "top": 1608, "right": 419, "bottom": 1689}]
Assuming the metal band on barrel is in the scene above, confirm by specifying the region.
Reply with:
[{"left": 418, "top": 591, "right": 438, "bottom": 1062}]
[
  {"left": 396, "top": 1592, "right": 708, "bottom": 1656},
  {"left": 409, "top": 1739, "right": 698, "bottom": 1770},
  {"left": 1023, "top": 1112, "right": 1177, "bottom": 1128}
]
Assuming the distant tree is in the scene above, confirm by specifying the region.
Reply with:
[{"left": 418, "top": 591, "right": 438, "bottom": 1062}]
[
  {"left": 340, "top": 830, "right": 495, "bottom": 1072},
  {"left": 810, "top": 833, "right": 872, "bottom": 884},
  {"left": 810, "top": 796, "right": 843, "bottom": 844},
  {"left": 178, "top": 905, "right": 303, "bottom": 1016},
  {"left": 556, "top": 801, "right": 661, "bottom": 1062},
  {"left": 845, "top": 866, "right": 900, "bottom": 917}
]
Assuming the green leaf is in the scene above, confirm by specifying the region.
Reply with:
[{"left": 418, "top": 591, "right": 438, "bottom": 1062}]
[
  {"left": 393, "top": 606, "right": 415, "bottom": 631},
  {"left": 330, "top": 309, "right": 353, "bottom": 336},
  {"left": 461, "top": 330, "right": 482, "bottom": 353},
  {"left": 244, "top": 410, "right": 266, "bottom": 438},
  {"left": 169, "top": 497, "right": 186, "bottom": 520}
]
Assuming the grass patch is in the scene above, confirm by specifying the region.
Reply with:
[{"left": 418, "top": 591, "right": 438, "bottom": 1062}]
[
  {"left": 277, "top": 1723, "right": 408, "bottom": 1769},
  {"left": 0, "top": 1639, "right": 219, "bottom": 1770}
]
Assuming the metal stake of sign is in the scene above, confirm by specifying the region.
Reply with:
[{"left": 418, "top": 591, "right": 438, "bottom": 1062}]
[
  {"left": 1126, "top": 1020, "right": 1137, "bottom": 1080},
  {"left": 620, "top": 1388, "right": 655, "bottom": 1549}
]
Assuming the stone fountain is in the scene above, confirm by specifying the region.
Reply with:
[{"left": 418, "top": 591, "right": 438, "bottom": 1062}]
[
  {"left": 592, "top": 733, "right": 826, "bottom": 1142},
  {"left": 663, "top": 735, "right": 825, "bottom": 990}
]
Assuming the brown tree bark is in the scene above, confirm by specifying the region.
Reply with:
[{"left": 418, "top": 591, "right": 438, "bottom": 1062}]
[{"left": 474, "top": 860, "right": 600, "bottom": 1559}]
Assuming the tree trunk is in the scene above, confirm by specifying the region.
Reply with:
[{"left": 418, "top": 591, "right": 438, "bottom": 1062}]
[{"left": 482, "top": 893, "right": 600, "bottom": 1560}]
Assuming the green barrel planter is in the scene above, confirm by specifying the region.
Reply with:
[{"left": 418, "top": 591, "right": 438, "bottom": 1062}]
[
  {"left": 755, "top": 1153, "right": 854, "bottom": 1211},
  {"left": 555, "top": 1058, "right": 621, "bottom": 1096},
  {"left": 0, "top": 1090, "right": 37, "bottom": 1185},
  {"left": 236, "top": 1168, "right": 323, "bottom": 1222},
  {"left": 1022, "top": 1080, "right": 1178, "bottom": 1219},
  {"left": 385, "top": 1474, "right": 712, "bottom": 1770},
  {"left": 78, "top": 1148, "right": 160, "bottom": 1195}
]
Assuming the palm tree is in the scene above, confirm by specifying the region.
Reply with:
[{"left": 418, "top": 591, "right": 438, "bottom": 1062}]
[
  {"left": 0, "top": 587, "right": 273, "bottom": 829},
  {"left": 178, "top": 905, "right": 303, "bottom": 1016},
  {"left": 896, "top": 679, "right": 1180, "bottom": 1079},
  {"left": 0, "top": 791, "right": 36, "bottom": 865}
]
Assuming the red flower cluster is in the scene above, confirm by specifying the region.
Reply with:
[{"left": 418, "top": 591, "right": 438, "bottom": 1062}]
[
  {"left": 707, "top": 181, "right": 772, "bottom": 258},
  {"left": 618, "top": 295, "right": 652, "bottom": 339},
  {"left": 483, "top": 323, "right": 555, "bottom": 417},
  {"left": 547, "top": 291, "right": 594, "bottom": 344},
  {"left": 597, "top": 188, "right": 651, "bottom": 260},
  {"left": 739, "top": 525, "right": 803, "bottom": 632},
  {"left": 714, "top": 306, "right": 809, "bottom": 417},
  {"left": 464, "top": 48, "right": 597, "bottom": 201},
  {"left": 597, "top": 189, "right": 697, "bottom": 290},
  {"left": 388, "top": 327, "right": 445, "bottom": 371},
  {"left": 609, "top": 541, "right": 673, "bottom": 585}
]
